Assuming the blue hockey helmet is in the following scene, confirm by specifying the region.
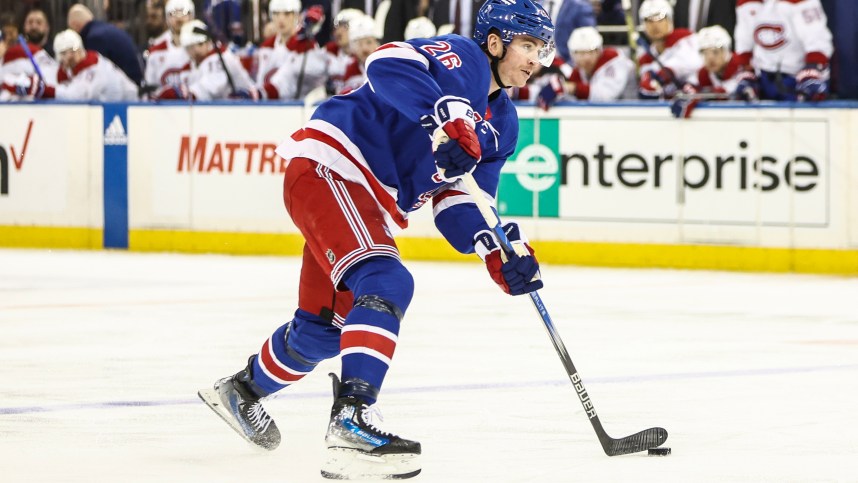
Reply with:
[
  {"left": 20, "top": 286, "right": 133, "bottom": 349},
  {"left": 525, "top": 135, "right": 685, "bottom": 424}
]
[{"left": 473, "top": 0, "right": 556, "bottom": 67}]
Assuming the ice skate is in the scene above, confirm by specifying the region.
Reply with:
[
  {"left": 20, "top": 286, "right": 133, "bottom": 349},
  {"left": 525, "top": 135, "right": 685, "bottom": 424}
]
[
  {"left": 198, "top": 357, "right": 281, "bottom": 450},
  {"left": 321, "top": 374, "right": 421, "bottom": 480}
]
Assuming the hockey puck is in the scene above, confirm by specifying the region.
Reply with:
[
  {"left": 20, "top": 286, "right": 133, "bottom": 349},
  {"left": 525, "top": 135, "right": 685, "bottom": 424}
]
[{"left": 648, "top": 447, "right": 671, "bottom": 456}]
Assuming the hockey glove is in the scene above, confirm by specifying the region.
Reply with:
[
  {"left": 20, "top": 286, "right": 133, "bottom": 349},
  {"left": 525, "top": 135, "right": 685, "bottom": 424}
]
[
  {"left": 474, "top": 222, "right": 543, "bottom": 296},
  {"left": 1, "top": 74, "right": 46, "bottom": 98},
  {"left": 732, "top": 71, "right": 759, "bottom": 102},
  {"left": 796, "top": 64, "right": 828, "bottom": 102},
  {"left": 537, "top": 74, "right": 565, "bottom": 111},
  {"left": 638, "top": 71, "right": 663, "bottom": 99},
  {"left": 420, "top": 96, "right": 481, "bottom": 182}
]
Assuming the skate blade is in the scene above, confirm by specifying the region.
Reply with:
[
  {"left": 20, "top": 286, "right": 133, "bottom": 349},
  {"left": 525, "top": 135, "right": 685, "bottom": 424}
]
[
  {"left": 197, "top": 388, "right": 278, "bottom": 451},
  {"left": 321, "top": 447, "right": 421, "bottom": 480}
]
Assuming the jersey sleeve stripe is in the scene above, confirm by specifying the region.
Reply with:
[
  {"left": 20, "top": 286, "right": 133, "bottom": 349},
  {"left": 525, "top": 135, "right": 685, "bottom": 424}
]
[{"left": 365, "top": 42, "right": 430, "bottom": 72}]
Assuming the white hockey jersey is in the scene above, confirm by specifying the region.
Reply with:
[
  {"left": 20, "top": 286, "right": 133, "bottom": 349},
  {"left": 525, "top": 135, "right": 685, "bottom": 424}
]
[
  {"left": 261, "top": 44, "right": 331, "bottom": 100},
  {"left": 256, "top": 34, "right": 290, "bottom": 85},
  {"left": 562, "top": 48, "right": 635, "bottom": 101},
  {"left": 693, "top": 54, "right": 748, "bottom": 94},
  {"left": 0, "top": 42, "right": 59, "bottom": 101},
  {"left": 637, "top": 29, "right": 703, "bottom": 86},
  {"left": 144, "top": 35, "right": 191, "bottom": 88},
  {"left": 185, "top": 47, "right": 255, "bottom": 100},
  {"left": 734, "top": 0, "right": 833, "bottom": 75},
  {"left": 51, "top": 51, "right": 138, "bottom": 101}
]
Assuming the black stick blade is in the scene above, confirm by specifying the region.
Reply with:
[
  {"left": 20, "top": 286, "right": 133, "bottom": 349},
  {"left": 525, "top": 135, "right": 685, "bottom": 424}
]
[{"left": 603, "top": 427, "right": 668, "bottom": 456}]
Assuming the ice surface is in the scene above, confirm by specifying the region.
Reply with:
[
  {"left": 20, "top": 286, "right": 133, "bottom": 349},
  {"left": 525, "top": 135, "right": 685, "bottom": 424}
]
[{"left": 1, "top": 248, "right": 857, "bottom": 482}]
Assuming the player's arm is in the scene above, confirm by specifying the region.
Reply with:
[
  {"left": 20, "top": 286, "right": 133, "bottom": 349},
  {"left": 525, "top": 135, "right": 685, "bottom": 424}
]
[{"left": 588, "top": 55, "right": 634, "bottom": 102}]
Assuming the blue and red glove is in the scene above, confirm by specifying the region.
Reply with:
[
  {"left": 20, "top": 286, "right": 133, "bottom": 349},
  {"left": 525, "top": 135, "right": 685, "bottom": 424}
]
[
  {"left": 474, "top": 222, "right": 543, "bottom": 296},
  {"left": 288, "top": 5, "right": 325, "bottom": 52},
  {"left": 733, "top": 70, "right": 759, "bottom": 102},
  {"left": 1, "top": 74, "right": 46, "bottom": 98},
  {"left": 420, "top": 96, "right": 481, "bottom": 182},
  {"left": 796, "top": 64, "right": 828, "bottom": 102},
  {"left": 537, "top": 73, "right": 565, "bottom": 111}
]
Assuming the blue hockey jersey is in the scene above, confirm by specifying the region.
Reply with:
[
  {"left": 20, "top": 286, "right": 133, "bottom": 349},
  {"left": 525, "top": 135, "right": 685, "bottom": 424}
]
[{"left": 275, "top": 34, "right": 519, "bottom": 254}]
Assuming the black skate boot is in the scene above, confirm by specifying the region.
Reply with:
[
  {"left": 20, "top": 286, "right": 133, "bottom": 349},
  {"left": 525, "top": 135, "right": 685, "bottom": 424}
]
[
  {"left": 321, "top": 374, "right": 421, "bottom": 480},
  {"left": 197, "top": 356, "right": 281, "bottom": 450}
]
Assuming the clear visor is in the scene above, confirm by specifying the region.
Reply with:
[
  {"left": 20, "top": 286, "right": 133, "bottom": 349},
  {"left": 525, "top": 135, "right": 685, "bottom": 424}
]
[
  {"left": 510, "top": 36, "right": 556, "bottom": 67},
  {"left": 538, "top": 41, "right": 556, "bottom": 67}
]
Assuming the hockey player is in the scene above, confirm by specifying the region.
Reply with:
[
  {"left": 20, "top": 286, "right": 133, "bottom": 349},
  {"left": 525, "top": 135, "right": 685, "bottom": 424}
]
[
  {"left": 734, "top": 0, "right": 833, "bottom": 101},
  {"left": 636, "top": 0, "right": 702, "bottom": 99},
  {"left": 256, "top": 0, "right": 301, "bottom": 84},
  {"left": 671, "top": 25, "right": 758, "bottom": 118},
  {"left": 257, "top": 2, "right": 328, "bottom": 100},
  {"left": 156, "top": 20, "right": 257, "bottom": 100},
  {"left": 335, "top": 15, "right": 379, "bottom": 94},
  {"left": 0, "top": 37, "right": 59, "bottom": 101},
  {"left": 198, "top": 0, "right": 552, "bottom": 479},
  {"left": 326, "top": 8, "right": 363, "bottom": 69},
  {"left": 537, "top": 26, "right": 634, "bottom": 108},
  {"left": 1, "top": 29, "right": 137, "bottom": 101},
  {"left": 144, "top": 0, "right": 194, "bottom": 91}
]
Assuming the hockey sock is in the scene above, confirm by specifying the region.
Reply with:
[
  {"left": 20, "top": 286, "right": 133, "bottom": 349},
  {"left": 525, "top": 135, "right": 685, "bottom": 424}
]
[
  {"left": 252, "top": 309, "right": 341, "bottom": 395},
  {"left": 339, "top": 257, "right": 414, "bottom": 405}
]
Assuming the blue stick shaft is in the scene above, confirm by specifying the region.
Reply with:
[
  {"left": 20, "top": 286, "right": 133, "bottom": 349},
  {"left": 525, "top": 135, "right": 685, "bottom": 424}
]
[{"left": 17, "top": 35, "right": 46, "bottom": 82}]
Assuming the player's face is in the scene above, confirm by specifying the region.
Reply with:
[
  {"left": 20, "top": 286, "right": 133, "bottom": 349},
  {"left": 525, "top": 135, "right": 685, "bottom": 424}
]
[
  {"left": 334, "top": 25, "right": 350, "bottom": 50},
  {"left": 58, "top": 48, "right": 84, "bottom": 70},
  {"left": 24, "top": 11, "right": 50, "bottom": 44},
  {"left": 643, "top": 16, "right": 672, "bottom": 41},
  {"left": 167, "top": 9, "right": 193, "bottom": 35},
  {"left": 2, "top": 25, "right": 18, "bottom": 44},
  {"left": 701, "top": 48, "right": 729, "bottom": 74},
  {"left": 572, "top": 49, "right": 600, "bottom": 75},
  {"left": 353, "top": 37, "right": 379, "bottom": 63},
  {"left": 499, "top": 36, "right": 544, "bottom": 87},
  {"left": 272, "top": 11, "right": 299, "bottom": 36}
]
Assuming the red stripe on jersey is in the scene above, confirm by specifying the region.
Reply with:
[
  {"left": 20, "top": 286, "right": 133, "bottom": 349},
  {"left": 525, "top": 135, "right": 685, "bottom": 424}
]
[
  {"left": 71, "top": 51, "right": 99, "bottom": 76},
  {"left": 664, "top": 29, "right": 694, "bottom": 49},
  {"left": 291, "top": 127, "right": 408, "bottom": 229},
  {"left": 594, "top": 48, "right": 619, "bottom": 72},
  {"left": 639, "top": 53, "right": 654, "bottom": 66},
  {"left": 2, "top": 43, "right": 42, "bottom": 63},
  {"left": 259, "top": 339, "right": 304, "bottom": 382},
  {"left": 261, "top": 35, "right": 278, "bottom": 48},
  {"left": 341, "top": 330, "right": 397, "bottom": 360},
  {"left": 147, "top": 40, "right": 169, "bottom": 54},
  {"left": 804, "top": 51, "right": 829, "bottom": 66},
  {"left": 432, "top": 189, "right": 466, "bottom": 205},
  {"left": 736, "top": 0, "right": 761, "bottom": 5},
  {"left": 778, "top": 0, "right": 806, "bottom": 3}
]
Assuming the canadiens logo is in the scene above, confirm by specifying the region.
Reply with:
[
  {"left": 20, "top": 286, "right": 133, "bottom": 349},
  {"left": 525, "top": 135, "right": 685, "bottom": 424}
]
[{"left": 754, "top": 24, "right": 787, "bottom": 50}]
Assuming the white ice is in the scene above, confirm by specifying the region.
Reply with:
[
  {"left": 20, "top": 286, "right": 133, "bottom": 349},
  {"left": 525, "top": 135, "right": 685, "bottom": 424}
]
[{"left": 1, "top": 248, "right": 857, "bottom": 483}]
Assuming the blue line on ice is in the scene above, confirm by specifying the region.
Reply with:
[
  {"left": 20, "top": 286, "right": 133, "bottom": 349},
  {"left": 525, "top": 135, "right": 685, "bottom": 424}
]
[{"left": 3, "top": 363, "right": 857, "bottom": 416}]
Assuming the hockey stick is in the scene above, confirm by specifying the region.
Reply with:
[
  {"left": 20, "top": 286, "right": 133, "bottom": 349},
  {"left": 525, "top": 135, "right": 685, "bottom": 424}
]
[
  {"left": 460, "top": 172, "right": 668, "bottom": 456},
  {"left": 17, "top": 34, "right": 45, "bottom": 83},
  {"left": 636, "top": 35, "right": 684, "bottom": 92},
  {"left": 620, "top": 0, "right": 639, "bottom": 69},
  {"left": 192, "top": 26, "right": 237, "bottom": 96}
]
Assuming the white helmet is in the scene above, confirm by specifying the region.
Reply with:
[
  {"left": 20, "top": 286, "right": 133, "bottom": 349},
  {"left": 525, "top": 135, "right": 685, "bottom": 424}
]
[
  {"left": 165, "top": 0, "right": 195, "bottom": 16},
  {"left": 348, "top": 15, "right": 379, "bottom": 43},
  {"left": 568, "top": 26, "right": 603, "bottom": 53},
  {"left": 697, "top": 25, "right": 732, "bottom": 51},
  {"left": 180, "top": 19, "right": 210, "bottom": 47},
  {"left": 334, "top": 8, "right": 364, "bottom": 28},
  {"left": 404, "top": 16, "right": 436, "bottom": 40},
  {"left": 53, "top": 29, "right": 83, "bottom": 54},
  {"left": 639, "top": 0, "right": 673, "bottom": 21},
  {"left": 269, "top": 0, "right": 301, "bottom": 16}
]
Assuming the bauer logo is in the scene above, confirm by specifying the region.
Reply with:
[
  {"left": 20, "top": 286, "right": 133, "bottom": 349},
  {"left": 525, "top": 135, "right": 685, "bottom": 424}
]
[
  {"left": 104, "top": 115, "right": 128, "bottom": 145},
  {"left": 497, "top": 118, "right": 560, "bottom": 217}
]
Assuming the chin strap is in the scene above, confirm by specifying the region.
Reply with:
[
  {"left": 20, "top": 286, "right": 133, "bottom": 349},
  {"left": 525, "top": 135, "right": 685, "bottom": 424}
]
[{"left": 484, "top": 44, "right": 509, "bottom": 89}]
